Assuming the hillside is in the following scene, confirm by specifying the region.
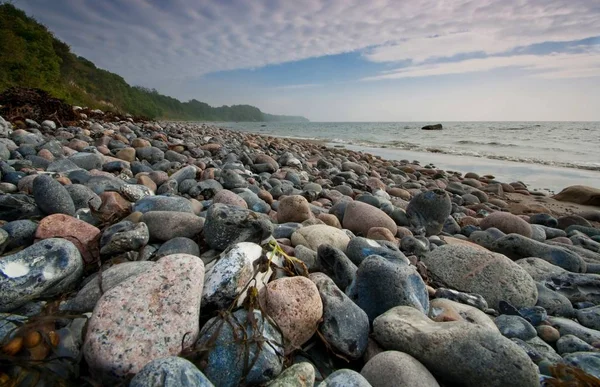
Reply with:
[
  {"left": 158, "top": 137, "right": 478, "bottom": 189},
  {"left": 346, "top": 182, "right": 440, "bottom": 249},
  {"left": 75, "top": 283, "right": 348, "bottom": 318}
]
[{"left": 0, "top": 4, "right": 308, "bottom": 122}]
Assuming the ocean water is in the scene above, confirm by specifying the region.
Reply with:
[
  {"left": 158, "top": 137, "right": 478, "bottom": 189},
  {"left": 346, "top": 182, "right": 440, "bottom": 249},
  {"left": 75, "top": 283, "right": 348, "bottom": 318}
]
[
  {"left": 219, "top": 121, "right": 600, "bottom": 191},
  {"left": 221, "top": 121, "right": 600, "bottom": 172}
]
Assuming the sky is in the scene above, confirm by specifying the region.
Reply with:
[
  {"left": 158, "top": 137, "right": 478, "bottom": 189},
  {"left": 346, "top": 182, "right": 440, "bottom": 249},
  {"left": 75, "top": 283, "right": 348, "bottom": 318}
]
[{"left": 17, "top": 0, "right": 600, "bottom": 121}]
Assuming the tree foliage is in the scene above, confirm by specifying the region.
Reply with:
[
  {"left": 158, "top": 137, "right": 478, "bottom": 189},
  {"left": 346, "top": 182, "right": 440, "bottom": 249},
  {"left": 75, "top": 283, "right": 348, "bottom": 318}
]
[{"left": 0, "top": 3, "right": 308, "bottom": 122}]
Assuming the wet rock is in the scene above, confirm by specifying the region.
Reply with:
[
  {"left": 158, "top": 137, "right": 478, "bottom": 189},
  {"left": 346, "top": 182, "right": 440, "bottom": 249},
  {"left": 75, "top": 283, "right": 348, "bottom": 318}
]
[
  {"left": 406, "top": 189, "right": 452, "bottom": 236},
  {"left": 203, "top": 203, "right": 273, "bottom": 250},
  {"left": 310, "top": 273, "right": 369, "bottom": 360},
  {"left": 130, "top": 356, "right": 214, "bottom": 387},
  {"left": 361, "top": 351, "right": 440, "bottom": 387},
  {"left": 32, "top": 174, "right": 76, "bottom": 216},
  {"left": 422, "top": 244, "right": 538, "bottom": 309},
  {"left": 99, "top": 220, "right": 149, "bottom": 255},
  {"left": 194, "top": 308, "right": 284, "bottom": 386},
  {"left": 84, "top": 254, "right": 204, "bottom": 383},
  {"left": 373, "top": 306, "right": 539, "bottom": 387},
  {"left": 0, "top": 238, "right": 83, "bottom": 312},
  {"left": 353, "top": 255, "right": 429, "bottom": 322},
  {"left": 142, "top": 211, "right": 204, "bottom": 241},
  {"left": 259, "top": 276, "right": 323, "bottom": 353}
]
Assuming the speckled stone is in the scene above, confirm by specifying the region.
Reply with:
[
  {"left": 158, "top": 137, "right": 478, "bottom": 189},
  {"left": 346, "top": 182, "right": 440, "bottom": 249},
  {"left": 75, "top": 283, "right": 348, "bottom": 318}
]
[
  {"left": 130, "top": 356, "right": 214, "bottom": 387},
  {"left": 32, "top": 174, "right": 76, "bottom": 216},
  {"left": 83, "top": 254, "right": 204, "bottom": 383},
  {"left": 35, "top": 214, "right": 101, "bottom": 264}
]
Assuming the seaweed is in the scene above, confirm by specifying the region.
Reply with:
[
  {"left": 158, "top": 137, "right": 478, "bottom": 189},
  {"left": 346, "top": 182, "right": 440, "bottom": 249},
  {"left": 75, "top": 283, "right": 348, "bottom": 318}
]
[{"left": 542, "top": 363, "right": 600, "bottom": 387}]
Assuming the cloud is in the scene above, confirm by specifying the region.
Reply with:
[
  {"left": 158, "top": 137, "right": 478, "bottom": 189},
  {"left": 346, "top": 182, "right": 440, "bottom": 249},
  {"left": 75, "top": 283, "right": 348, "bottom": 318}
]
[
  {"left": 17, "top": 0, "right": 600, "bottom": 89},
  {"left": 363, "top": 48, "right": 600, "bottom": 80},
  {"left": 272, "top": 83, "right": 321, "bottom": 90}
]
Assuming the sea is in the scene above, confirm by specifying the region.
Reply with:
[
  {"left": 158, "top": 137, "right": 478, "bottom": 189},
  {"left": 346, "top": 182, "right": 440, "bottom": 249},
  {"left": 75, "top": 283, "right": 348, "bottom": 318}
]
[{"left": 219, "top": 121, "right": 600, "bottom": 192}]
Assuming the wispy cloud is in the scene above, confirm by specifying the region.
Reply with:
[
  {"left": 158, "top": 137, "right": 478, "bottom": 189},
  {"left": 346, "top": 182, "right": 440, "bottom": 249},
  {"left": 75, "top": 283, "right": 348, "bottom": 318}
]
[
  {"left": 17, "top": 0, "right": 600, "bottom": 87},
  {"left": 272, "top": 83, "right": 321, "bottom": 90}
]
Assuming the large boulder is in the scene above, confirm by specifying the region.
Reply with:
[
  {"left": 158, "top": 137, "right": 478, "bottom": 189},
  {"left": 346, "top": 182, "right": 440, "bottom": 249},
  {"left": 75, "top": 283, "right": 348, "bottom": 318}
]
[
  {"left": 422, "top": 244, "right": 538, "bottom": 309},
  {"left": 552, "top": 185, "right": 600, "bottom": 206}
]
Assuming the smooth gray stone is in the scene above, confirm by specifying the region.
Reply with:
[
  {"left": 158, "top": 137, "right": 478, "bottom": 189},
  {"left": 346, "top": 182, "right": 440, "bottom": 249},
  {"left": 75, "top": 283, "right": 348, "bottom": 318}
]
[
  {"left": 0, "top": 238, "right": 83, "bottom": 312},
  {"left": 136, "top": 146, "right": 164, "bottom": 163},
  {"left": 556, "top": 334, "right": 596, "bottom": 355},
  {"left": 169, "top": 165, "right": 197, "bottom": 184},
  {"left": 492, "top": 234, "right": 586, "bottom": 273},
  {"left": 130, "top": 356, "right": 214, "bottom": 387},
  {"left": 85, "top": 175, "right": 127, "bottom": 195},
  {"left": 132, "top": 195, "right": 194, "bottom": 213},
  {"left": 99, "top": 221, "right": 150, "bottom": 255},
  {"left": 320, "top": 369, "right": 371, "bottom": 387},
  {"left": 563, "top": 352, "right": 600, "bottom": 379},
  {"left": 525, "top": 336, "right": 563, "bottom": 364},
  {"left": 293, "top": 245, "right": 319, "bottom": 272},
  {"left": 576, "top": 305, "right": 600, "bottom": 330},
  {"left": 142, "top": 211, "right": 204, "bottom": 242},
  {"left": 535, "top": 283, "right": 574, "bottom": 317},
  {"left": 33, "top": 174, "right": 76, "bottom": 216},
  {"left": 495, "top": 315, "right": 537, "bottom": 340},
  {"left": 155, "top": 237, "right": 200, "bottom": 259},
  {"left": 310, "top": 273, "right": 369, "bottom": 360},
  {"left": 268, "top": 362, "right": 315, "bottom": 387},
  {"left": 68, "top": 152, "right": 104, "bottom": 170},
  {"left": 317, "top": 244, "right": 357, "bottom": 291},
  {"left": 2, "top": 219, "right": 38, "bottom": 250},
  {"left": 361, "top": 350, "right": 440, "bottom": 387},
  {"left": 346, "top": 237, "right": 409, "bottom": 266},
  {"left": 530, "top": 225, "right": 547, "bottom": 242},
  {"left": 203, "top": 203, "right": 273, "bottom": 250},
  {"left": 65, "top": 184, "right": 102, "bottom": 210},
  {"left": 548, "top": 317, "right": 600, "bottom": 345}
]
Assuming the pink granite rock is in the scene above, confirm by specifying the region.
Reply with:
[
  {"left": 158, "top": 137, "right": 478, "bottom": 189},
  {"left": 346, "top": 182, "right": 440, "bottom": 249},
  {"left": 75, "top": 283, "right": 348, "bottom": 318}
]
[
  {"left": 83, "top": 254, "right": 204, "bottom": 383},
  {"left": 35, "top": 214, "right": 101, "bottom": 264}
]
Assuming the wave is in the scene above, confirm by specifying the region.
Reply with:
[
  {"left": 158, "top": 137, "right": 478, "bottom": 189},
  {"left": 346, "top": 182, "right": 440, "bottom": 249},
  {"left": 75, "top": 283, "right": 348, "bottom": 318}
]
[{"left": 455, "top": 140, "right": 517, "bottom": 147}]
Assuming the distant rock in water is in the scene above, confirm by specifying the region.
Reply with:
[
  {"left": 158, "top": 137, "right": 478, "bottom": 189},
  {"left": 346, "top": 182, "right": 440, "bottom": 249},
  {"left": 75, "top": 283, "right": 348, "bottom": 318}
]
[
  {"left": 422, "top": 124, "right": 443, "bottom": 130},
  {"left": 552, "top": 185, "right": 600, "bottom": 206}
]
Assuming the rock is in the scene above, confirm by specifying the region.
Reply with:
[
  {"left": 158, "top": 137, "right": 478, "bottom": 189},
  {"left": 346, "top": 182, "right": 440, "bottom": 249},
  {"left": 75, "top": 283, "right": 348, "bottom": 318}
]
[
  {"left": 406, "top": 189, "right": 452, "bottom": 236},
  {"left": 2, "top": 219, "right": 37, "bottom": 250},
  {"left": 141, "top": 211, "right": 204, "bottom": 241},
  {"left": 130, "top": 356, "right": 214, "bottom": 387},
  {"left": 65, "top": 184, "right": 102, "bottom": 210},
  {"left": 291, "top": 224, "right": 350, "bottom": 252},
  {"left": 259, "top": 276, "right": 323, "bottom": 353},
  {"left": 353, "top": 255, "right": 429, "bottom": 322},
  {"left": 421, "top": 124, "right": 443, "bottom": 130},
  {"left": 97, "top": 191, "right": 131, "bottom": 220},
  {"left": 433, "top": 287, "right": 489, "bottom": 311},
  {"left": 515, "top": 258, "right": 565, "bottom": 281},
  {"left": 422, "top": 244, "right": 538, "bottom": 310},
  {"left": 317, "top": 244, "right": 357, "bottom": 291},
  {"left": 99, "top": 220, "right": 149, "bottom": 255},
  {"left": 320, "top": 369, "right": 371, "bottom": 387},
  {"left": 493, "top": 234, "right": 586, "bottom": 273},
  {"left": 535, "top": 283, "right": 574, "bottom": 317},
  {"left": 32, "top": 174, "right": 76, "bottom": 216},
  {"left": 267, "top": 362, "right": 315, "bottom": 387},
  {"left": 536, "top": 325, "right": 560, "bottom": 343},
  {"left": 0, "top": 194, "right": 41, "bottom": 221},
  {"left": 547, "top": 316, "right": 600, "bottom": 345},
  {"left": 212, "top": 189, "right": 248, "bottom": 209},
  {"left": 132, "top": 195, "right": 194, "bottom": 213},
  {"left": 361, "top": 351, "right": 439, "bottom": 387},
  {"left": 194, "top": 308, "right": 284, "bottom": 386},
  {"left": 552, "top": 185, "right": 600, "bottom": 206},
  {"left": 346, "top": 237, "right": 409, "bottom": 266},
  {"left": 556, "top": 334, "right": 596, "bottom": 354},
  {"left": 342, "top": 201, "right": 396, "bottom": 236},
  {"left": 155, "top": 237, "right": 200, "bottom": 259},
  {"left": 294, "top": 245, "right": 320, "bottom": 272},
  {"left": 576, "top": 305, "right": 600, "bottom": 330},
  {"left": 203, "top": 203, "right": 273, "bottom": 250},
  {"left": 83, "top": 254, "right": 204, "bottom": 383},
  {"left": 277, "top": 195, "right": 313, "bottom": 223},
  {"left": 480, "top": 211, "right": 533, "bottom": 238},
  {"left": 202, "top": 242, "right": 263, "bottom": 309},
  {"left": 61, "top": 261, "right": 154, "bottom": 312},
  {"left": 310, "top": 273, "right": 369, "bottom": 359},
  {"left": 495, "top": 315, "right": 537, "bottom": 340},
  {"left": 373, "top": 306, "right": 539, "bottom": 387},
  {"left": 0, "top": 239, "right": 83, "bottom": 312},
  {"left": 428, "top": 298, "right": 497, "bottom": 330},
  {"left": 563, "top": 352, "right": 600, "bottom": 379},
  {"left": 35, "top": 214, "right": 101, "bottom": 264},
  {"left": 366, "top": 227, "right": 396, "bottom": 243},
  {"left": 68, "top": 152, "right": 103, "bottom": 170}
]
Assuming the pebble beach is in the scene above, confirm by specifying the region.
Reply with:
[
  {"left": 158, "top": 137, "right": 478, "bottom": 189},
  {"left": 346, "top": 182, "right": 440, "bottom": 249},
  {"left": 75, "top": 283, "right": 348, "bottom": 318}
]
[{"left": 1, "top": 112, "right": 600, "bottom": 386}]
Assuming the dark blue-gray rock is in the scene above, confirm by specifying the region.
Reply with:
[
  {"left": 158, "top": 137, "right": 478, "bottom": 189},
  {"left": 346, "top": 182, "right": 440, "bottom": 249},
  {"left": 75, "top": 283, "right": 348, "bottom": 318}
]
[
  {"left": 346, "top": 237, "right": 409, "bottom": 266},
  {"left": 422, "top": 244, "right": 538, "bottom": 310},
  {"left": 406, "top": 189, "right": 452, "bottom": 236},
  {"left": 164, "top": 150, "right": 188, "bottom": 164},
  {"left": 373, "top": 306, "right": 539, "bottom": 387},
  {"left": 141, "top": 211, "right": 204, "bottom": 242},
  {"left": 0, "top": 238, "right": 83, "bottom": 312},
  {"left": 563, "top": 352, "right": 600, "bottom": 379},
  {"left": 119, "top": 184, "right": 153, "bottom": 202},
  {"left": 566, "top": 225, "right": 600, "bottom": 238},
  {"left": 156, "top": 179, "right": 178, "bottom": 195},
  {"left": 400, "top": 236, "right": 430, "bottom": 256},
  {"left": 65, "top": 184, "right": 102, "bottom": 210},
  {"left": 294, "top": 245, "right": 319, "bottom": 272},
  {"left": 194, "top": 308, "right": 284, "bottom": 386},
  {"left": 320, "top": 369, "right": 371, "bottom": 387},
  {"left": 544, "top": 272, "right": 600, "bottom": 305},
  {"left": 203, "top": 203, "right": 273, "bottom": 250},
  {"left": 310, "top": 273, "right": 369, "bottom": 360},
  {"left": 535, "top": 283, "right": 574, "bottom": 317},
  {"left": 548, "top": 316, "right": 600, "bottom": 345},
  {"left": 99, "top": 221, "right": 149, "bottom": 255},
  {"left": 197, "top": 179, "right": 223, "bottom": 198},
  {"left": 85, "top": 175, "right": 127, "bottom": 195},
  {"left": 155, "top": 237, "right": 200, "bottom": 259},
  {"left": 518, "top": 306, "right": 547, "bottom": 326},
  {"left": 521, "top": 337, "right": 564, "bottom": 365},
  {"left": 539, "top": 225, "right": 566, "bottom": 239},
  {"left": 235, "top": 188, "right": 270, "bottom": 213},
  {"left": 468, "top": 228, "right": 506, "bottom": 250},
  {"left": 0, "top": 228, "right": 8, "bottom": 253},
  {"left": 443, "top": 215, "right": 461, "bottom": 235},
  {"left": 0, "top": 194, "right": 40, "bottom": 221},
  {"left": 492, "top": 234, "right": 586, "bottom": 273},
  {"left": 434, "top": 288, "right": 488, "bottom": 311},
  {"left": 136, "top": 147, "right": 164, "bottom": 163},
  {"left": 61, "top": 261, "right": 154, "bottom": 313},
  {"left": 33, "top": 174, "right": 76, "bottom": 216},
  {"left": 170, "top": 165, "right": 197, "bottom": 184},
  {"left": 495, "top": 315, "right": 537, "bottom": 340},
  {"left": 179, "top": 179, "right": 198, "bottom": 194},
  {"left": 68, "top": 152, "right": 103, "bottom": 170},
  {"left": 273, "top": 223, "right": 303, "bottom": 239},
  {"left": 556, "top": 334, "right": 596, "bottom": 354},
  {"left": 2, "top": 171, "right": 24, "bottom": 185},
  {"left": 2, "top": 220, "right": 37, "bottom": 250},
  {"left": 130, "top": 356, "right": 214, "bottom": 387},
  {"left": 317, "top": 244, "right": 357, "bottom": 291},
  {"left": 353, "top": 255, "right": 429, "bottom": 322},
  {"left": 132, "top": 195, "right": 194, "bottom": 213},
  {"left": 516, "top": 257, "right": 565, "bottom": 281},
  {"left": 576, "top": 305, "right": 600, "bottom": 330},
  {"left": 530, "top": 214, "right": 558, "bottom": 228},
  {"left": 47, "top": 159, "right": 83, "bottom": 174},
  {"left": 220, "top": 169, "right": 248, "bottom": 189}
]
